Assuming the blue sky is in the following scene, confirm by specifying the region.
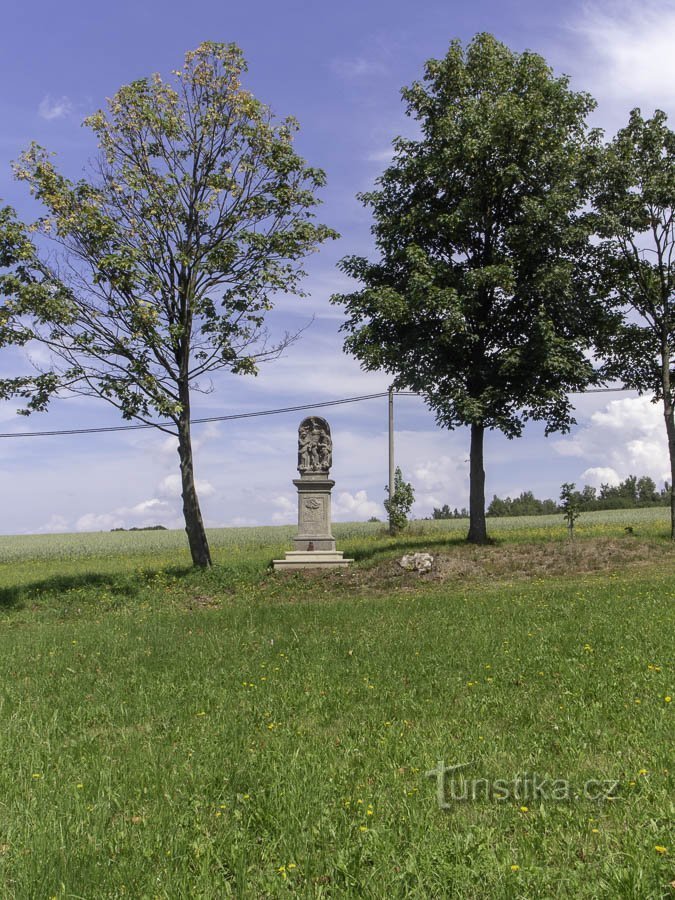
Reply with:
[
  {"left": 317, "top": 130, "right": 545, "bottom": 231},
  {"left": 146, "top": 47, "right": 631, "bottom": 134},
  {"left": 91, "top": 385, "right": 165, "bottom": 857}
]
[{"left": 0, "top": 0, "right": 674, "bottom": 534}]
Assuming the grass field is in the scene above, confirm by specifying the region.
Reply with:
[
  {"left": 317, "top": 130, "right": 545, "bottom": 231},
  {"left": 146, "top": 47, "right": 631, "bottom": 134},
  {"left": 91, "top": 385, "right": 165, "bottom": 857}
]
[{"left": 0, "top": 510, "right": 673, "bottom": 898}]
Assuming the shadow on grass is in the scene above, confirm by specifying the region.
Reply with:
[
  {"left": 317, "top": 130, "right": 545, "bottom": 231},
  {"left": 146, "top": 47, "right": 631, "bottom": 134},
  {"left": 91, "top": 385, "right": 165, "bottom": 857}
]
[
  {"left": 347, "top": 533, "right": 470, "bottom": 563},
  {"left": 0, "top": 565, "right": 194, "bottom": 610}
]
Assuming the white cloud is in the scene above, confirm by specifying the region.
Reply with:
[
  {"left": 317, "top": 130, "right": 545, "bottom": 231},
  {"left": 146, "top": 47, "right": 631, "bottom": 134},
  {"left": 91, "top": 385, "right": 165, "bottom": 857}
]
[
  {"left": 74, "top": 497, "right": 181, "bottom": 532},
  {"left": 554, "top": 395, "right": 669, "bottom": 484},
  {"left": 271, "top": 494, "right": 295, "bottom": 524},
  {"left": 129, "top": 498, "right": 170, "bottom": 515},
  {"left": 568, "top": 1, "right": 675, "bottom": 124},
  {"left": 410, "top": 453, "right": 470, "bottom": 514},
  {"left": 76, "top": 511, "right": 124, "bottom": 532},
  {"left": 333, "top": 489, "right": 381, "bottom": 520},
  {"left": 229, "top": 516, "right": 260, "bottom": 527},
  {"left": 158, "top": 473, "right": 214, "bottom": 499},
  {"left": 580, "top": 466, "right": 621, "bottom": 488},
  {"left": 35, "top": 514, "right": 70, "bottom": 534},
  {"left": 553, "top": 439, "right": 585, "bottom": 458},
  {"left": 38, "top": 95, "right": 73, "bottom": 121},
  {"left": 158, "top": 473, "right": 182, "bottom": 497}
]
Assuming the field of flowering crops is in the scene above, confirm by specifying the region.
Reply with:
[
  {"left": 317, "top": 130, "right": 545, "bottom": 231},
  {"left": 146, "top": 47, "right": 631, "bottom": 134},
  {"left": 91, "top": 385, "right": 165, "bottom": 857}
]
[{"left": 0, "top": 506, "right": 669, "bottom": 563}]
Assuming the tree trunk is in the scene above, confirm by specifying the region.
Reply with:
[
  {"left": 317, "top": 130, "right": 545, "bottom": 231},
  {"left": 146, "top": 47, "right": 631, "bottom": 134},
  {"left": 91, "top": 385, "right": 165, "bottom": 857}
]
[
  {"left": 661, "top": 334, "right": 675, "bottom": 542},
  {"left": 664, "top": 401, "right": 675, "bottom": 542},
  {"left": 467, "top": 422, "right": 488, "bottom": 544},
  {"left": 176, "top": 407, "right": 212, "bottom": 569}
]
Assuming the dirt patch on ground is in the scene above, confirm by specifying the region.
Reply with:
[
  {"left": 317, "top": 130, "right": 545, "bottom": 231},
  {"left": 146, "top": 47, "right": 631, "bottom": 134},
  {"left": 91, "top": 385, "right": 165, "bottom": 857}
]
[
  {"left": 185, "top": 593, "right": 221, "bottom": 610},
  {"left": 288, "top": 536, "right": 675, "bottom": 597}
]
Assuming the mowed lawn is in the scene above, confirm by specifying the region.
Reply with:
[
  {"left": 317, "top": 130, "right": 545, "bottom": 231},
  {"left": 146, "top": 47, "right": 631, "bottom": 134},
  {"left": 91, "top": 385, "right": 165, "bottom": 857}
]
[{"left": 0, "top": 512, "right": 673, "bottom": 898}]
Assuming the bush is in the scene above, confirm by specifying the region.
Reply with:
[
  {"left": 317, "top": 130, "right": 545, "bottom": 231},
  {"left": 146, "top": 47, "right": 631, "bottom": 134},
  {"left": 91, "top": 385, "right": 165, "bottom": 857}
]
[{"left": 384, "top": 467, "right": 415, "bottom": 534}]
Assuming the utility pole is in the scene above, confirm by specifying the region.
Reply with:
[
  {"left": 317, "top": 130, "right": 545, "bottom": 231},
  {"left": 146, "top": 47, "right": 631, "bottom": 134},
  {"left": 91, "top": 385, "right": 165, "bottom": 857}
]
[{"left": 388, "top": 386, "right": 395, "bottom": 535}]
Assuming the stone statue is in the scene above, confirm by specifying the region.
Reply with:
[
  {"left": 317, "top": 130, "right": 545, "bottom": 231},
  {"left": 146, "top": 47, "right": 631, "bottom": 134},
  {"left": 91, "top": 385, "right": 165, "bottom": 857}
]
[
  {"left": 297, "top": 416, "right": 332, "bottom": 474},
  {"left": 273, "top": 415, "right": 352, "bottom": 569}
]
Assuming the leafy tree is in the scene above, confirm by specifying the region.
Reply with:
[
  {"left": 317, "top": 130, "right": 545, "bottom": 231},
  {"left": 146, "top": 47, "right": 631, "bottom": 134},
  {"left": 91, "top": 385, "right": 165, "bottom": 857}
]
[
  {"left": 432, "top": 503, "right": 453, "bottom": 519},
  {"left": 637, "top": 475, "right": 659, "bottom": 505},
  {"left": 486, "top": 490, "right": 557, "bottom": 517},
  {"left": 560, "top": 482, "right": 581, "bottom": 538},
  {"left": 486, "top": 495, "right": 510, "bottom": 517},
  {"left": 591, "top": 109, "right": 675, "bottom": 538},
  {"left": 1, "top": 43, "right": 336, "bottom": 566},
  {"left": 384, "top": 466, "right": 415, "bottom": 534},
  {"left": 579, "top": 485, "right": 597, "bottom": 508},
  {"left": 332, "top": 33, "right": 601, "bottom": 544}
]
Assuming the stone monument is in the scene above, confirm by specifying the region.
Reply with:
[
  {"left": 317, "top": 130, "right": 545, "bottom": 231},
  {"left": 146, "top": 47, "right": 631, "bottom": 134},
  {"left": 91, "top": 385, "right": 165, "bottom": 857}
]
[{"left": 273, "top": 416, "right": 353, "bottom": 571}]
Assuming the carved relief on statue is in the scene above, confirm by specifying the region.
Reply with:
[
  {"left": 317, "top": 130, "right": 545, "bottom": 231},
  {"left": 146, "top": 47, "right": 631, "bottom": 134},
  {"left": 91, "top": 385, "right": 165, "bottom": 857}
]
[
  {"left": 303, "top": 497, "right": 324, "bottom": 522},
  {"left": 297, "top": 416, "right": 332, "bottom": 474}
]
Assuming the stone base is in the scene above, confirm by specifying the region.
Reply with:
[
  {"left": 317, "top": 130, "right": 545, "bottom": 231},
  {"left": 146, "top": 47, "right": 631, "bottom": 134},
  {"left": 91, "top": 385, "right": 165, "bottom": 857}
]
[
  {"left": 293, "top": 536, "right": 336, "bottom": 552},
  {"left": 273, "top": 550, "right": 353, "bottom": 571}
]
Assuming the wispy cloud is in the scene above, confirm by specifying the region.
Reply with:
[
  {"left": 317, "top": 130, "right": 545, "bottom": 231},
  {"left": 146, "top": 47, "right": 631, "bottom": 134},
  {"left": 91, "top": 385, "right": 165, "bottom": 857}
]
[
  {"left": 569, "top": 1, "right": 675, "bottom": 121},
  {"left": 38, "top": 94, "right": 73, "bottom": 121},
  {"left": 330, "top": 56, "right": 388, "bottom": 80},
  {"left": 366, "top": 147, "right": 395, "bottom": 163}
]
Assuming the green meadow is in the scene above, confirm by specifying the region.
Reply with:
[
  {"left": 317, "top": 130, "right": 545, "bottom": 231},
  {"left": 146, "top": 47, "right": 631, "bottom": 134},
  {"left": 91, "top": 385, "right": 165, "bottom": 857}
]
[{"left": 0, "top": 509, "right": 672, "bottom": 898}]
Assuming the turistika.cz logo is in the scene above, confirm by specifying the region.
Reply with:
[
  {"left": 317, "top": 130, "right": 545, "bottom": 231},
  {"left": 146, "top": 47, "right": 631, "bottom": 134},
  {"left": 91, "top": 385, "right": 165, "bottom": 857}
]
[{"left": 426, "top": 760, "right": 620, "bottom": 807}]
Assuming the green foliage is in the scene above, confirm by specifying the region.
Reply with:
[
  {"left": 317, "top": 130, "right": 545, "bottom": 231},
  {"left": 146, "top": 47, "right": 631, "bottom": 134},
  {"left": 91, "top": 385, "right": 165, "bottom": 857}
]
[
  {"left": 2, "top": 43, "right": 336, "bottom": 425},
  {"left": 560, "top": 482, "right": 581, "bottom": 537},
  {"left": 0, "top": 204, "right": 70, "bottom": 411},
  {"left": 590, "top": 109, "right": 675, "bottom": 537},
  {"left": 432, "top": 504, "right": 468, "bottom": 519},
  {"left": 488, "top": 491, "right": 558, "bottom": 517},
  {"left": 383, "top": 466, "right": 415, "bottom": 533},
  {"left": 332, "top": 33, "right": 603, "bottom": 545},
  {"left": 332, "top": 33, "right": 602, "bottom": 439},
  {"left": 486, "top": 475, "right": 670, "bottom": 517},
  {"left": 591, "top": 109, "right": 675, "bottom": 400}
]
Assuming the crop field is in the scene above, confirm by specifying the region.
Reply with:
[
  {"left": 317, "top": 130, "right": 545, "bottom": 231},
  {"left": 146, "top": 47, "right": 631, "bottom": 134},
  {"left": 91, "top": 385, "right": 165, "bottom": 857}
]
[
  {"left": 0, "top": 511, "right": 672, "bottom": 898},
  {"left": 0, "top": 506, "right": 669, "bottom": 562}
]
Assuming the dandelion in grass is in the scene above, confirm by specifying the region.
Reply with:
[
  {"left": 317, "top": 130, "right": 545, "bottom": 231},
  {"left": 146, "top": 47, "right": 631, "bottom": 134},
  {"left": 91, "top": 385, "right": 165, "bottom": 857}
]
[
  {"left": 655, "top": 846, "right": 668, "bottom": 855},
  {"left": 510, "top": 864, "right": 520, "bottom": 872}
]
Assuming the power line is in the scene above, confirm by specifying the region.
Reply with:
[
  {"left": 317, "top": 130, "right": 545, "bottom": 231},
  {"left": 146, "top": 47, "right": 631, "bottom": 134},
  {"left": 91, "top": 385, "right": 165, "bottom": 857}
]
[
  {"left": 0, "top": 385, "right": 636, "bottom": 439},
  {"left": 0, "top": 392, "right": 390, "bottom": 439}
]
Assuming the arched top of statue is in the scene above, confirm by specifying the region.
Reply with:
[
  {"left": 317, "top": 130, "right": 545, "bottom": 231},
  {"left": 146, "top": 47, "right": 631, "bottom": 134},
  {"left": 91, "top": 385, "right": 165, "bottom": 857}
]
[{"left": 298, "top": 416, "right": 332, "bottom": 475}]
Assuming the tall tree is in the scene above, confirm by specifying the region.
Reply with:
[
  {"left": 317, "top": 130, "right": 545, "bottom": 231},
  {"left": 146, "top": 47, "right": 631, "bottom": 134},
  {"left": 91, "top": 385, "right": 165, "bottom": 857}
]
[
  {"left": 590, "top": 109, "right": 675, "bottom": 538},
  {"left": 331, "top": 34, "right": 601, "bottom": 542},
  {"left": 1, "top": 42, "right": 336, "bottom": 566}
]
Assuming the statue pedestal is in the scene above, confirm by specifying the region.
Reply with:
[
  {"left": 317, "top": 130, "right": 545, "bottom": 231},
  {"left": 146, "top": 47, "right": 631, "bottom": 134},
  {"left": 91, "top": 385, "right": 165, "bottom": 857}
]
[
  {"left": 273, "top": 473, "right": 353, "bottom": 571},
  {"left": 292, "top": 475, "right": 336, "bottom": 551}
]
